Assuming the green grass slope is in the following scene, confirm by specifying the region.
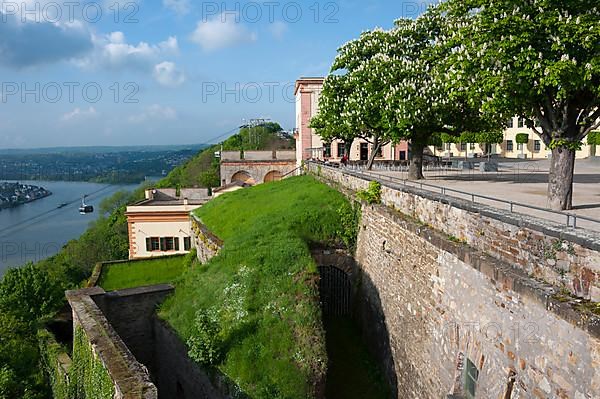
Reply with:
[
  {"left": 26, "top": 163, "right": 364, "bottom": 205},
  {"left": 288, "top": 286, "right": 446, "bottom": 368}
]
[
  {"left": 159, "top": 175, "right": 352, "bottom": 398},
  {"left": 98, "top": 254, "right": 194, "bottom": 292}
]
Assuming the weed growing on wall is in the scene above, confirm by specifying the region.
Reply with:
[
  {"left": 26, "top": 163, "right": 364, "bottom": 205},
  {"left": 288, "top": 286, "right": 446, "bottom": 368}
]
[
  {"left": 357, "top": 181, "right": 382, "bottom": 204},
  {"left": 71, "top": 327, "right": 115, "bottom": 399},
  {"left": 336, "top": 201, "right": 361, "bottom": 253}
]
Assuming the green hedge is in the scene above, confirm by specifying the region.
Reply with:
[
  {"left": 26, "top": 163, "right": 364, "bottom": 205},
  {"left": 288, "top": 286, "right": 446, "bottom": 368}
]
[
  {"left": 515, "top": 133, "right": 529, "bottom": 144},
  {"left": 71, "top": 326, "right": 115, "bottom": 399},
  {"left": 38, "top": 329, "right": 73, "bottom": 399}
]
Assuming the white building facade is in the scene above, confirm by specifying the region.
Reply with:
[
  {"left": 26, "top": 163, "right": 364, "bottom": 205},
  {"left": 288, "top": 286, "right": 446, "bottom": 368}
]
[{"left": 126, "top": 189, "right": 209, "bottom": 259}]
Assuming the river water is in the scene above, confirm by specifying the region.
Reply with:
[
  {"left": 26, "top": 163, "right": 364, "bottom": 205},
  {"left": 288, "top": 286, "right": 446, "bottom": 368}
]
[{"left": 0, "top": 180, "right": 138, "bottom": 275}]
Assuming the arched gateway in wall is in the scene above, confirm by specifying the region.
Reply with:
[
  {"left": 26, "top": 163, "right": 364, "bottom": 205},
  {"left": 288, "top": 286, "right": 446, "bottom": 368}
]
[
  {"left": 231, "top": 171, "right": 255, "bottom": 185},
  {"left": 264, "top": 170, "right": 283, "bottom": 183}
]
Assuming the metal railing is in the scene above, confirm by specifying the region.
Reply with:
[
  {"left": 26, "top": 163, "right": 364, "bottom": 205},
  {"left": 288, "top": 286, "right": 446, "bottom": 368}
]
[{"left": 312, "top": 162, "right": 600, "bottom": 232}]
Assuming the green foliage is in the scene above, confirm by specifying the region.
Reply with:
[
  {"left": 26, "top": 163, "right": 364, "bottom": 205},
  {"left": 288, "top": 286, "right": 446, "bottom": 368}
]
[
  {"left": 71, "top": 327, "right": 115, "bottom": 399},
  {"left": 440, "top": 133, "right": 457, "bottom": 144},
  {"left": 0, "top": 312, "right": 46, "bottom": 399},
  {"left": 160, "top": 123, "right": 293, "bottom": 189},
  {"left": 336, "top": 202, "right": 361, "bottom": 253},
  {"left": 441, "top": 0, "right": 600, "bottom": 208},
  {"left": 187, "top": 309, "right": 224, "bottom": 366},
  {"left": 427, "top": 134, "right": 443, "bottom": 147},
  {"left": 99, "top": 190, "right": 132, "bottom": 215},
  {"left": 548, "top": 139, "right": 583, "bottom": 151},
  {"left": 588, "top": 131, "right": 600, "bottom": 146},
  {"left": 313, "top": 9, "right": 502, "bottom": 174},
  {"left": 38, "top": 330, "right": 72, "bottom": 399},
  {"left": 356, "top": 181, "right": 382, "bottom": 204},
  {"left": 0, "top": 188, "right": 145, "bottom": 398},
  {"left": 477, "top": 131, "right": 504, "bottom": 144},
  {"left": 0, "top": 263, "right": 64, "bottom": 324},
  {"left": 515, "top": 133, "right": 530, "bottom": 145},
  {"left": 160, "top": 176, "right": 349, "bottom": 398},
  {"left": 458, "top": 132, "right": 478, "bottom": 144},
  {"left": 97, "top": 255, "right": 190, "bottom": 291}
]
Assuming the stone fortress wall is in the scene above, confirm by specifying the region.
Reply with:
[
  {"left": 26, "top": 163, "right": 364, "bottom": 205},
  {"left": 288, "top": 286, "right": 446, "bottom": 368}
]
[{"left": 310, "top": 163, "right": 600, "bottom": 399}]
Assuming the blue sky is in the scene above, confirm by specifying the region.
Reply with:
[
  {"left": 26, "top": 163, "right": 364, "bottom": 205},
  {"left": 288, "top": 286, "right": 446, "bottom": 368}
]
[{"left": 0, "top": 0, "right": 430, "bottom": 148}]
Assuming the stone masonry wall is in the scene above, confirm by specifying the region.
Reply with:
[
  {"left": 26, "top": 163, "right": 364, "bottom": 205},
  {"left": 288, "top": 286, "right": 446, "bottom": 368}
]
[
  {"left": 356, "top": 204, "right": 600, "bottom": 398},
  {"left": 92, "top": 285, "right": 174, "bottom": 377},
  {"left": 310, "top": 163, "right": 600, "bottom": 301},
  {"left": 67, "top": 287, "right": 158, "bottom": 399},
  {"left": 191, "top": 214, "right": 223, "bottom": 263},
  {"left": 309, "top": 164, "right": 600, "bottom": 398}
]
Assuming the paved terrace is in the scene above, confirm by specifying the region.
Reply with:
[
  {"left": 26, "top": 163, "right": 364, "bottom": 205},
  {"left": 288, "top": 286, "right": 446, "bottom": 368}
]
[{"left": 351, "top": 158, "right": 600, "bottom": 233}]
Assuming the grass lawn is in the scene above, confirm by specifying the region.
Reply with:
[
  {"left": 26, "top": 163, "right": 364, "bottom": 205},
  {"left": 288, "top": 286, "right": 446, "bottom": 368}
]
[
  {"left": 98, "top": 254, "right": 190, "bottom": 291},
  {"left": 159, "top": 175, "right": 353, "bottom": 399}
]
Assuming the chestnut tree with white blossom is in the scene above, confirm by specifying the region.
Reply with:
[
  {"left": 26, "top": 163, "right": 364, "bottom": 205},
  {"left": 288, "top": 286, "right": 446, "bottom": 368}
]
[{"left": 441, "top": 0, "right": 600, "bottom": 210}]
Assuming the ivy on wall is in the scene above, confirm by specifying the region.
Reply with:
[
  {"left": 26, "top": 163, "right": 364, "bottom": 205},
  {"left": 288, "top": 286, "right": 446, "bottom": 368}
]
[
  {"left": 38, "top": 329, "right": 73, "bottom": 399},
  {"left": 71, "top": 326, "right": 115, "bottom": 399}
]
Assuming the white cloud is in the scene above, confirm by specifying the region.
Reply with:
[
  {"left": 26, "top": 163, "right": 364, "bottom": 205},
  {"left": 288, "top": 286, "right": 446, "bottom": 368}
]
[
  {"left": 269, "top": 21, "right": 287, "bottom": 41},
  {"left": 153, "top": 61, "right": 186, "bottom": 87},
  {"left": 190, "top": 13, "right": 257, "bottom": 51},
  {"left": 60, "top": 107, "right": 98, "bottom": 122},
  {"left": 128, "top": 104, "right": 177, "bottom": 124},
  {"left": 163, "top": 0, "right": 190, "bottom": 15},
  {"left": 76, "top": 32, "right": 178, "bottom": 70}
]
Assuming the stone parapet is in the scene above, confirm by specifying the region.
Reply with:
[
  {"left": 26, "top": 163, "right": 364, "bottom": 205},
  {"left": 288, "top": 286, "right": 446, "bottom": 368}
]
[{"left": 66, "top": 287, "right": 158, "bottom": 399}]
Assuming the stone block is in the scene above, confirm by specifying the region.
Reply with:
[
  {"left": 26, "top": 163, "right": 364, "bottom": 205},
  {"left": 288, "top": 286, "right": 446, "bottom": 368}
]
[{"left": 479, "top": 162, "right": 499, "bottom": 172}]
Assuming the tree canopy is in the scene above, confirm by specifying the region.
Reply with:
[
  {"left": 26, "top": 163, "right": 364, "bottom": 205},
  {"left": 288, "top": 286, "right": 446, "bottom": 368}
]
[
  {"left": 312, "top": 7, "right": 502, "bottom": 177},
  {"left": 441, "top": 0, "right": 600, "bottom": 209}
]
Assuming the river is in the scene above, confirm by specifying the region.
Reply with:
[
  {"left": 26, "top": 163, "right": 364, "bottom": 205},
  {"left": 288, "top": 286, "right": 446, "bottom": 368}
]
[{"left": 0, "top": 180, "right": 139, "bottom": 275}]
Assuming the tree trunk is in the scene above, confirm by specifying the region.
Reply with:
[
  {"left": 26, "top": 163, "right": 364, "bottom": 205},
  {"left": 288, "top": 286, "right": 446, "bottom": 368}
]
[
  {"left": 366, "top": 138, "right": 381, "bottom": 170},
  {"left": 548, "top": 146, "right": 576, "bottom": 210},
  {"left": 408, "top": 141, "right": 425, "bottom": 180}
]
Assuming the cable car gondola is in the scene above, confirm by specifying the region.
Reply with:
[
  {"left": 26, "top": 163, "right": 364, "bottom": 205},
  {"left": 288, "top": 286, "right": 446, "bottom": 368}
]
[{"left": 79, "top": 196, "right": 94, "bottom": 214}]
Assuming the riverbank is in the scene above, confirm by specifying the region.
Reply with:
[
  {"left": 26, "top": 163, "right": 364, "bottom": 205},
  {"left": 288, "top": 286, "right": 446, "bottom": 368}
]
[
  {"left": 0, "top": 182, "right": 52, "bottom": 210},
  {"left": 0, "top": 180, "right": 137, "bottom": 274}
]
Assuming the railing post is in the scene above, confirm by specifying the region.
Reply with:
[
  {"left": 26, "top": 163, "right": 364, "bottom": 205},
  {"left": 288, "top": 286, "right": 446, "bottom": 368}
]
[
  {"left": 573, "top": 215, "right": 577, "bottom": 229},
  {"left": 510, "top": 202, "right": 514, "bottom": 213}
]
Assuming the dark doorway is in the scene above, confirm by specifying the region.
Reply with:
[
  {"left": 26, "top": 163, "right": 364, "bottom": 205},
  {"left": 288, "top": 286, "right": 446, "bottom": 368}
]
[
  {"left": 360, "top": 143, "right": 369, "bottom": 161},
  {"left": 317, "top": 261, "right": 391, "bottom": 399},
  {"left": 318, "top": 266, "right": 352, "bottom": 317}
]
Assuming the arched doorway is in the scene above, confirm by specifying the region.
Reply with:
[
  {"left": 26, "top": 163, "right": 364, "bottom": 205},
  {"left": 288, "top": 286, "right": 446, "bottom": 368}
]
[
  {"left": 231, "top": 171, "right": 255, "bottom": 185},
  {"left": 318, "top": 265, "right": 352, "bottom": 317},
  {"left": 264, "top": 170, "right": 283, "bottom": 183}
]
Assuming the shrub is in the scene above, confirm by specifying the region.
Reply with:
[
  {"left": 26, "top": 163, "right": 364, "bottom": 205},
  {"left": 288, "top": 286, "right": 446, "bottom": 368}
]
[
  {"left": 187, "top": 309, "right": 224, "bottom": 366},
  {"left": 336, "top": 202, "right": 361, "bottom": 252},
  {"left": 357, "top": 181, "right": 381, "bottom": 204},
  {"left": 587, "top": 131, "right": 600, "bottom": 145},
  {"left": 515, "top": 133, "right": 529, "bottom": 144}
]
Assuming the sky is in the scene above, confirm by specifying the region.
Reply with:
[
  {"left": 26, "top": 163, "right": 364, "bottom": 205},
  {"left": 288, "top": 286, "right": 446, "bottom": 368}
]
[{"left": 0, "top": 0, "right": 431, "bottom": 148}]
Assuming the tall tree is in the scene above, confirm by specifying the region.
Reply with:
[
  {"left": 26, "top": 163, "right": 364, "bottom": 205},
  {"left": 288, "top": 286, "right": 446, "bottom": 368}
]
[
  {"left": 309, "top": 75, "right": 356, "bottom": 156},
  {"left": 383, "top": 10, "right": 501, "bottom": 179},
  {"left": 313, "top": 29, "right": 394, "bottom": 169},
  {"left": 441, "top": 0, "right": 600, "bottom": 210}
]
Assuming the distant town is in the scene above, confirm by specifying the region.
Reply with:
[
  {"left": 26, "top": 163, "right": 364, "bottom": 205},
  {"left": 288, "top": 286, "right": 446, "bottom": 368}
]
[
  {"left": 0, "top": 182, "right": 51, "bottom": 209},
  {"left": 0, "top": 146, "right": 205, "bottom": 184}
]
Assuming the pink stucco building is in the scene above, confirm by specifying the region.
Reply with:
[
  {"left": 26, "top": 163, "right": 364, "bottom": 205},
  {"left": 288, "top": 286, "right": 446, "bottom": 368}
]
[{"left": 294, "top": 77, "right": 409, "bottom": 167}]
